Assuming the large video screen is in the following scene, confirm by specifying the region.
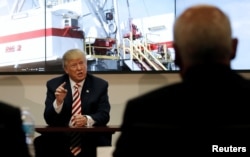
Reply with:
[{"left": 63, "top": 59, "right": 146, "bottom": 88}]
[{"left": 0, "top": 0, "right": 249, "bottom": 74}]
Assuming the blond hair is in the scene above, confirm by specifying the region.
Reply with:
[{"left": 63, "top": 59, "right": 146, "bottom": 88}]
[{"left": 62, "top": 49, "right": 87, "bottom": 68}]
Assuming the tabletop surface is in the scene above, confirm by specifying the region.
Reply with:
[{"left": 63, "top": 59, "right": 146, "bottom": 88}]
[{"left": 35, "top": 125, "right": 121, "bottom": 133}]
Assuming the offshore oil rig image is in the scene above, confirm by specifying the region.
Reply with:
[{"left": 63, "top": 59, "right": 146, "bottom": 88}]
[{"left": 0, "top": 0, "right": 177, "bottom": 72}]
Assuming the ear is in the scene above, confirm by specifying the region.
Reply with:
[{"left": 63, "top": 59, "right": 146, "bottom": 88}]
[
  {"left": 64, "top": 67, "right": 68, "bottom": 74},
  {"left": 230, "top": 38, "right": 238, "bottom": 60},
  {"left": 173, "top": 43, "right": 182, "bottom": 68}
]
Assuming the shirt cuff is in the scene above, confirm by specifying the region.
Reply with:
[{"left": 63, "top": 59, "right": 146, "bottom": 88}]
[
  {"left": 85, "top": 115, "right": 95, "bottom": 126},
  {"left": 53, "top": 100, "right": 63, "bottom": 113}
]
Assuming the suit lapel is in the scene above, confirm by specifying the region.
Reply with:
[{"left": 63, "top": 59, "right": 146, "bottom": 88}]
[
  {"left": 81, "top": 76, "right": 91, "bottom": 111},
  {"left": 64, "top": 77, "right": 73, "bottom": 108}
]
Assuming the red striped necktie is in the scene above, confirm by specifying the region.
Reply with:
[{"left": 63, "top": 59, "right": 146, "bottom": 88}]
[{"left": 70, "top": 83, "right": 82, "bottom": 156}]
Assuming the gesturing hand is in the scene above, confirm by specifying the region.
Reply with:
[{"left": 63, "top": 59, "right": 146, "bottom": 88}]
[{"left": 55, "top": 82, "right": 68, "bottom": 106}]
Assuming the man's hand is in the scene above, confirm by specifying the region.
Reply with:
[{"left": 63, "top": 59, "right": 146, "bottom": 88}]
[
  {"left": 55, "top": 82, "right": 67, "bottom": 106},
  {"left": 71, "top": 114, "right": 88, "bottom": 127}
]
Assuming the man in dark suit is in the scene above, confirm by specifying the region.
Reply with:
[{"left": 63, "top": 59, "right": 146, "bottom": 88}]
[
  {"left": 34, "top": 49, "right": 111, "bottom": 157},
  {"left": 113, "top": 4, "right": 250, "bottom": 156},
  {"left": 0, "top": 101, "right": 31, "bottom": 157}
]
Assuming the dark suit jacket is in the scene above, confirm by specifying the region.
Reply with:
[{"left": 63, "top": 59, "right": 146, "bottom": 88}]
[
  {"left": 113, "top": 64, "right": 250, "bottom": 156},
  {"left": 0, "top": 101, "right": 31, "bottom": 157},
  {"left": 34, "top": 73, "right": 111, "bottom": 157}
]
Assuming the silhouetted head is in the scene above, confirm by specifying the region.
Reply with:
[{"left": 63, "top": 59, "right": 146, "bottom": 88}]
[{"left": 173, "top": 4, "right": 238, "bottom": 76}]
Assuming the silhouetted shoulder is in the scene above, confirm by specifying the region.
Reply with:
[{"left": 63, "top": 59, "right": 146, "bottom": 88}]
[{"left": 0, "top": 101, "right": 20, "bottom": 116}]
